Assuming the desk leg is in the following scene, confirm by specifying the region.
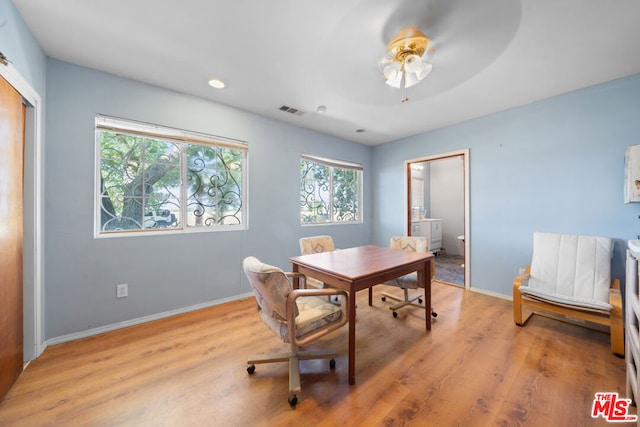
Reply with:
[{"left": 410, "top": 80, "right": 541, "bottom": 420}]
[
  {"left": 348, "top": 288, "right": 357, "bottom": 385},
  {"left": 291, "top": 264, "right": 300, "bottom": 289},
  {"left": 420, "top": 260, "right": 432, "bottom": 331}
]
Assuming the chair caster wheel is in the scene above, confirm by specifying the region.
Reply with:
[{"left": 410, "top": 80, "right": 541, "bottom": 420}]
[
  {"left": 392, "top": 311, "right": 398, "bottom": 318},
  {"left": 247, "top": 364, "right": 255, "bottom": 374},
  {"left": 381, "top": 296, "right": 386, "bottom": 302},
  {"left": 288, "top": 395, "right": 298, "bottom": 407},
  {"left": 329, "top": 358, "right": 336, "bottom": 370},
  {"left": 418, "top": 298, "right": 423, "bottom": 304}
]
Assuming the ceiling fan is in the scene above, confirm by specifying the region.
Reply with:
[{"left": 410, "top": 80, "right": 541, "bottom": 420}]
[
  {"left": 319, "top": 0, "right": 519, "bottom": 111},
  {"left": 378, "top": 26, "right": 435, "bottom": 103}
]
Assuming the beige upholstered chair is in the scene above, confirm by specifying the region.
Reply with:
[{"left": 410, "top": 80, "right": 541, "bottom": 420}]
[
  {"left": 299, "top": 235, "right": 337, "bottom": 289},
  {"left": 242, "top": 256, "right": 348, "bottom": 407},
  {"left": 380, "top": 236, "right": 437, "bottom": 319},
  {"left": 513, "top": 232, "right": 623, "bottom": 356},
  {"left": 299, "top": 235, "right": 336, "bottom": 255}
]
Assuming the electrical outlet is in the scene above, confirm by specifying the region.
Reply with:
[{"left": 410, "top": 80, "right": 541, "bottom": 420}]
[{"left": 116, "top": 283, "right": 128, "bottom": 298}]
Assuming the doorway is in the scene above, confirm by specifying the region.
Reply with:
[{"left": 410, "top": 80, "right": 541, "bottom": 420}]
[{"left": 406, "top": 149, "right": 469, "bottom": 289}]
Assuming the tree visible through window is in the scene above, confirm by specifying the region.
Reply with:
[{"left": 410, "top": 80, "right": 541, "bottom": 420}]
[
  {"left": 96, "top": 116, "right": 247, "bottom": 236},
  {"left": 300, "top": 155, "right": 362, "bottom": 224}
]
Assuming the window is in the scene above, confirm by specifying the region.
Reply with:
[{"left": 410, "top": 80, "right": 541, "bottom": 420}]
[
  {"left": 96, "top": 115, "right": 247, "bottom": 236},
  {"left": 300, "top": 155, "right": 362, "bottom": 224}
]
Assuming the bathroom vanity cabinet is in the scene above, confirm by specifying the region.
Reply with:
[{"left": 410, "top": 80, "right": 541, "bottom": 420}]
[{"left": 411, "top": 219, "right": 442, "bottom": 253}]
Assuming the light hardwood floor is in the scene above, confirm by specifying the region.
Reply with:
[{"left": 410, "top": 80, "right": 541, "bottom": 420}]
[{"left": 0, "top": 282, "right": 631, "bottom": 426}]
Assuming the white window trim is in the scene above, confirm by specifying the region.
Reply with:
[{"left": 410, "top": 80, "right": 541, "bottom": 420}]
[
  {"left": 300, "top": 154, "right": 363, "bottom": 226},
  {"left": 94, "top": 115, "right": 248, "bottom": 238}
]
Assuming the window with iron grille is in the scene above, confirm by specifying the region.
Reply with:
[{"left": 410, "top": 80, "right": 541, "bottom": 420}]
[
  {"left": 300, "top": 155, "right": 362, "bottom": 224},
  {"left": 95, "top": 115, "right": 247, "bottom": 236}
]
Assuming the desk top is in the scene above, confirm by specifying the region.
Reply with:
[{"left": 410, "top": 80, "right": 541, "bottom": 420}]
[{"left": 289, "top": 245, "right": 433, "bottom": 281}]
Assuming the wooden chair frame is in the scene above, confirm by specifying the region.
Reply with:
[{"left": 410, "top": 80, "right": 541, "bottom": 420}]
[{"left": 513, "top": 265, "right": 624, "bottom": 356}]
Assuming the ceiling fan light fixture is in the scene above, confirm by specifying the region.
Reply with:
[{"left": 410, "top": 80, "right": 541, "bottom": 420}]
[
  {"left": 403, "top": 72, "right": 420, "bottom": 89},
  {"left": 383, "top": 62, "right": 401, "bottom": 80},
  {"left": 416, "top": 62, "right": 433, "bottom": 80},
  {"left": 403, "top": 54, "right": 422, "bottom": 73},
  {"left": 379, "top": 26, "right": 434, "bottom": 102}
]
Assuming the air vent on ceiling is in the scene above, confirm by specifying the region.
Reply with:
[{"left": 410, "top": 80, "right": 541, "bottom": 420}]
[{"left": 278, "top": 105, "right": 305, "bottom": 117}]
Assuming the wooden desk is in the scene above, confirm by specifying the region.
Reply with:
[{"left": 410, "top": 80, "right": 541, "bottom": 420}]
[{"left": 289, "top": 245, "right": 434, "bottom": 385}]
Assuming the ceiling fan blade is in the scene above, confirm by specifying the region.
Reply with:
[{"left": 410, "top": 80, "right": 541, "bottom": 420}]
[{"left": 381, "top": 0, "right": 461, "bottom": 45}]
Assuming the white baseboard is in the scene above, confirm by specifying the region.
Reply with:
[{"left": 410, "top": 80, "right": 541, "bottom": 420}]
[
  {"left": 44, "top": 288, "right": 510, "bottom": 348},
  {"left": 46, "top": 292, "right": 254, "bottom": 347},
  {"left": 468, "top": 287, "right": 512, "bottom": 301}
]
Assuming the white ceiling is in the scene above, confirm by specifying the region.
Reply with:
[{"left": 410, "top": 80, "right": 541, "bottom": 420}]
[{"left": 11, "top": 0, "right": 640, "bottom": 146}]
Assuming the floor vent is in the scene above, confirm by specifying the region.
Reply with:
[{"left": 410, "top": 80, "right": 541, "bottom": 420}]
[{"left": 278, "top": 105, "right": 305, "bottom": 116}]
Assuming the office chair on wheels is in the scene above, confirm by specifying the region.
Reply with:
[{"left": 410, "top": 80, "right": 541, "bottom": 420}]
[
  {"left": 242, "top": 256, "right": 348, "bottom": 407},
  {"left": 380, "top": 236, "right": 437, "bottom": 319}
]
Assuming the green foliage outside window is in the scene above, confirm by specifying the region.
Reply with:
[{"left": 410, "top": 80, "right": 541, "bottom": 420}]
[
  {"left": 97, "top": 120, "right": 246, "bottom": 235},
  {"left": 300, "top": 157, "right": 361, "bottom": 224}
]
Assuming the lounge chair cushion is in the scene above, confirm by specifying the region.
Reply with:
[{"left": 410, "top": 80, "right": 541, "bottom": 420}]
[{"left": 519, "top": 232, "right": 612, "bottom": 311}]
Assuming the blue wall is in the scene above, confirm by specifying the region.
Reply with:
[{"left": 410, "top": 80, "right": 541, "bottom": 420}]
[
  {"left": 42, "top": 59, "right": 372, "bottom": 338},
  {"left": 0, "top": 0, "right": 46, "bottom": 94},
  {"left": 373, "top": 74, "right": 640, "bottom": 295}
]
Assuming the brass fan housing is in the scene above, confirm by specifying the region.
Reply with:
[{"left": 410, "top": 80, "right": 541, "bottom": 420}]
[{"left": 385, "top": 26, "right": 432, "bottom": 64}]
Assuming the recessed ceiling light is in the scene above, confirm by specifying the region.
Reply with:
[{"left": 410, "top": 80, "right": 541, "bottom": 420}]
[
  {"left": 208, "top": 78, "right": 225, "bottom": 89},
  {"left": 316, "top": 105, "right": 327, "bottom": 114}
]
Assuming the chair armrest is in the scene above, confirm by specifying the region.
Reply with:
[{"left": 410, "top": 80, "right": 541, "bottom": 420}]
[
  {"left": 610, "top": 279, "right": 622, "bottom": 314},
  {"left": 285, "top": 272, "right": 307, "bottom": 289},
  {"left": 609, "top": 280, "right": 624, "bottom": 356},
  {"left": 286, "top": 288, "right": 349, "bottom": 347},
  {"left": 289, "top": 287, "right": 347, "bottom": 299},
  {"left": 513, "top": 265, "right": 531, "bottom": 288},
  {"left": 611, "top": 277, "right": 621, "bottom": 290}
]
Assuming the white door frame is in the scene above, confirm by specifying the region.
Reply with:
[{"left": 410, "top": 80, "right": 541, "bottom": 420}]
[
  {"left": 0, "top": 62, "right": 45, "bottom": 360},
  {"left": 405, "top": 149, "right": 470, "bottom": 290}
]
